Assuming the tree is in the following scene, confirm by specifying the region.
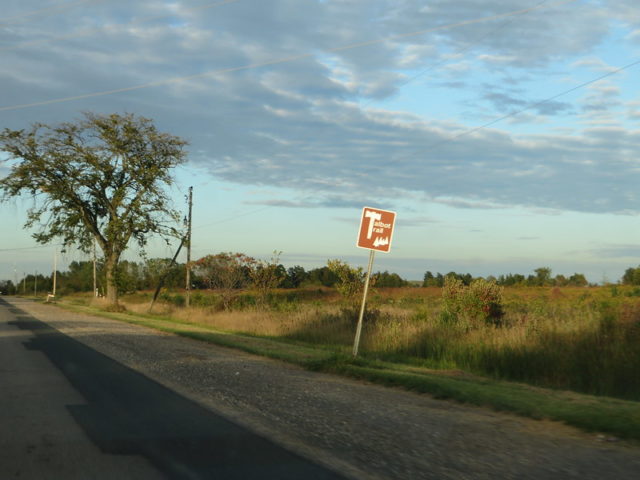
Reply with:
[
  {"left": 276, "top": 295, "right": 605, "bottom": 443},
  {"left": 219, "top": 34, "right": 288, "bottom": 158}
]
[
  {"left": 143, "top": 257, "right": 185, "bottom": 290},
  {"left": 0, "top": 280, "right": 16, "bottom": 295},
  {"left": 0, "top": 113, "right": 187, "bottom": 307},
  {"left": 374, "top": 270, "right": 408, "bottom": 287},
  {"left": 423, "top": 271, "right": 434, "bottom": 287},
  {"left": 622, "top": 266, "right": 640, "bottom": 286},
  {"left": 306, "top": 266, "right": 339, "bottom": 287},
  {"left": 249, "top": 251, "right": 285, "bottom": 308},
  {"left": 284, "top": 265, "right": 307, "bottom": 288},
  {"left": 533, "top": 267, "right": 552, "bottom": 286},
  {"left": 63, "top": 260, "right": 101, "bottom": 293},
  {"left": 193, "top": 252, "right": 255, "bottom": 310},
  {"left": 568, "top": 273, "right": 588, "bottom": 287}
]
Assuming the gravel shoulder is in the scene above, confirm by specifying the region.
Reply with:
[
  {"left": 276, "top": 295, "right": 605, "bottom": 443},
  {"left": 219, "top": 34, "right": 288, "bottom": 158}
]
[{"left": 7, "top": 297, "right": 640, "bottom": 480}]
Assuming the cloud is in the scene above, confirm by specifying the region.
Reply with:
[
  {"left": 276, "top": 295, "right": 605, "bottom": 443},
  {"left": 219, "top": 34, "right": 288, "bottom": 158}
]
[
  {"left": 590, "top": 245, "right": 640, "bottom": 259},
  {"left": 571, "top": 57, "right": 619, "bottom": 73},
  {"left": 1, "top": 0, "right": 639, "bottom": 216},
  {"left": 396, "top": 216, "right": 439, "bottom": 227},
  {"left": 482, "top": 89, "right": 573, "bottom": 116}
]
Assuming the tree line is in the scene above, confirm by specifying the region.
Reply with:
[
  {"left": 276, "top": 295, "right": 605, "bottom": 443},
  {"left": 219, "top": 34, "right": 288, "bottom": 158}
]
[
  {"left": 6, "top": 258, "right": 640, "bottom": 297},
  {"left": 0, "top": 255, "right": 409, "bottom": 296},
  {"left": 424, "top": 267, "right": 589, "bottom": 288}
]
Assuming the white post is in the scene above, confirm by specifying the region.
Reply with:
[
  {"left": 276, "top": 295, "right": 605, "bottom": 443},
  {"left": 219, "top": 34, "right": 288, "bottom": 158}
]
[
  {"left": 185, "top": 186, "right": 193, "bottom": 308},
  {"left": 352, "top": 249, "right": 376, "bottom": 357},
  {"left": 52, "top": 249, "right": 57, "bottom": 298},
  {"left": 93, "top": 240, "right": 98, "bottom": 297}
]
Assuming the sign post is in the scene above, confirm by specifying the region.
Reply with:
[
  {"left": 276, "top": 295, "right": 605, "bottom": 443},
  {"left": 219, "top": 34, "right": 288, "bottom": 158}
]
[{"left": 353, "top": 206, "right": 396, "bottom": 357}]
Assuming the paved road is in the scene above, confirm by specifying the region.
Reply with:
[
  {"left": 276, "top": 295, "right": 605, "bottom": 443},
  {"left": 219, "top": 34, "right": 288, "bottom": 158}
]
[
  {"left": 0, "top": 297, "right": 344, "bottom": 479},
  {"left": 2, "top": 296, "right": 640, "bottom": 479}
]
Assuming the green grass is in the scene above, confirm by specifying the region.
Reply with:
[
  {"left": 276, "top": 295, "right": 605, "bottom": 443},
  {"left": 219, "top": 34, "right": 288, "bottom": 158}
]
[{"left": 56, "top": 300, "right": 640, "bottom": 442}]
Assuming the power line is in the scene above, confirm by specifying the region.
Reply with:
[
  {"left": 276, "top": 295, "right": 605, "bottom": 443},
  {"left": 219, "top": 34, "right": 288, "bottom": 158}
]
[
  {"left": 192, "top": 206, "right": 272, "bottom": 230},
  {"left": 421, "top": 57, "right": 640, "bottom": 152},
  {"left": 0, "top": 244, "right": 63, "bottom": 252},
  {"left": 1, "top": 0, "right": 241, "bottom": 53},
  {"left": 362, "top": 0, "right": 553, "bottom": 109},
  {"left": 0, "top": 0, "right": 578, "bottom": 113}
]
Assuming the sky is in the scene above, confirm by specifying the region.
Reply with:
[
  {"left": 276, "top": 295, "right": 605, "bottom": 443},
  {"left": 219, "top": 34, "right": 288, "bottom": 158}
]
[{"left": 1, "top": 0, "right": 640, "bottom": 283}]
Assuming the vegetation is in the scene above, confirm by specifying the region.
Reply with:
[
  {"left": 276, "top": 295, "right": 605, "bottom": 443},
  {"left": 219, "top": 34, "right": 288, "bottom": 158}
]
[
  {"left": 57, "top": 290, "right": 640, "bottom": 441},
  {"left": 441, "top": 276, "right": 504, "bottom": 327},
  {"left": 6, "top": 253, "right": 640, "bottom": 406},
  {"left": 424, "top": 268, "right": 588, "bottom": 287},
  {"left": 622, "top": 266, "right": 640, "bottom": 285},
  {"left": 248, "top": 251, "right": 285, "bottom": 307},
  {"left": 0, "top": 112, "right": 188, "bottom": 307},
  {"left": 327, "top": 259, "right": 367, "bottom": 304},
  {"left": 192, "top": 252, "right": 256, "bottom": 310},
  {"left": 45, "top": 277, "right": 640, "bottom": 403}
]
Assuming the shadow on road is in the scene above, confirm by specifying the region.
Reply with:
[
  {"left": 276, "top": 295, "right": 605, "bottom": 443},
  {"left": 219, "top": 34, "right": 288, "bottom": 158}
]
[{"left": 3, "top": 299, "right": 344, "bottom": 480}]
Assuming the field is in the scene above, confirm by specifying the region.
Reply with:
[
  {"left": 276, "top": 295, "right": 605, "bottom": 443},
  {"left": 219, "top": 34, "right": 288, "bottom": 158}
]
[{"left": 82, "top": 284, "right": 640, "bottom": 402}]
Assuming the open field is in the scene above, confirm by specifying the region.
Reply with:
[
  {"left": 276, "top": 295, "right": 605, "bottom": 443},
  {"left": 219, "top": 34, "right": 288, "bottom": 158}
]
[
  {"left": 48, "top": 284, "right": 640, "bottom": 441},
  {"left": 113, "top": 286, "right": 640, "bottom": 400}
]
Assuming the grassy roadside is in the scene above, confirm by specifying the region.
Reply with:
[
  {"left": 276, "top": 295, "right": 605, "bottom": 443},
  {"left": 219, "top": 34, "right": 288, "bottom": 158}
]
[{"left": 56, "top": 300, "right": 640, "bottom": 442}]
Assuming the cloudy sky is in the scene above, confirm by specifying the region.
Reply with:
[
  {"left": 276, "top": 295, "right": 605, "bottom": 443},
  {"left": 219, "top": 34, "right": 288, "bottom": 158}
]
[{"left": 1, "top": 0, "right": 640, "bottom": 283}]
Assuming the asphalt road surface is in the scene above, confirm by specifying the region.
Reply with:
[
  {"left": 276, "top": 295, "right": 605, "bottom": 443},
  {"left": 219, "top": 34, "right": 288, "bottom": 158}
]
[
  {"left": 0, "top": 297, "right": 343, "bottom": 479},
  {"left": 1, "top": 296, "right": 639, "bottom": 479}
]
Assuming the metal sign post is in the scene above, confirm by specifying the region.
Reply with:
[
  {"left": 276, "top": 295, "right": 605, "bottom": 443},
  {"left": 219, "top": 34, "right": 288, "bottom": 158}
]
[
  {"left": 352, "top": 249, "right": 375, "bottom": 357},
  {"left": 352, "top": 206, "right": 396, "bottom": 357}
]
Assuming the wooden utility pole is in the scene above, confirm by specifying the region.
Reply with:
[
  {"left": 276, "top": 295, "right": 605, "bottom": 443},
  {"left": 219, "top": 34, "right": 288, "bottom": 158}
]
[{"left": 185, "top": 186, "right": 193, "bottom": 308}]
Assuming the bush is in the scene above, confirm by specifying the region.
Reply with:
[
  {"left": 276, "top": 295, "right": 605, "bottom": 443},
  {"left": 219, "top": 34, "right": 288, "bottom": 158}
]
[
  {"left": 160, "top": 292, "right": 185, "bottom": 307},
  {"left": 327, "top": 259, "right": 367, "bottom": 305},
  {"left": 441, "top": 277, "right": 504, "bottom": 327}
]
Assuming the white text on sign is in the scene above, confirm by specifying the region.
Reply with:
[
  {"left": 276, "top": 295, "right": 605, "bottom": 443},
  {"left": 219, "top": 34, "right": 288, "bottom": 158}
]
[{"left": 357, "top": 207, "right": 396, "bottom": 253}]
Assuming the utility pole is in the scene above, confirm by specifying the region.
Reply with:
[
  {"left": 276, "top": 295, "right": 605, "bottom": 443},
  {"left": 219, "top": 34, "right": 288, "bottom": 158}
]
[
  {"left": 185, "top": 186, "right": 193, "bottom": 308},
  {"left": 34, "top": 271, "right": 37, "bottom": 297}
]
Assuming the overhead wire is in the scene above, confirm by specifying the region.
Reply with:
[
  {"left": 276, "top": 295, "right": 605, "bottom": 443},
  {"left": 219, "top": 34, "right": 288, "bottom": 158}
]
[
  {"left": 419, "top": 57, "right": 640, "bottom": 154},
  {"left": 0, "top": 0, "right": 579, "bottom": 113},
  {"left": 1, "top": 0, "right": 627, "bottom": 235},
  {"left": 192, "top": 206, "right": 272, "bottom": 230},
  {"left": 0, "top": 243, "right": 63, "bottom": 252},
  {"left": 360, "top": 0, "right": 552, "bottom": 109}
]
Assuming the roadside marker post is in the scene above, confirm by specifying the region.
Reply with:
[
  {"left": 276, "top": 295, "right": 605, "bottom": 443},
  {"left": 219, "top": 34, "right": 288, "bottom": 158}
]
[{"left": 353, "top": 207, "right": 396, "bottom": 357}]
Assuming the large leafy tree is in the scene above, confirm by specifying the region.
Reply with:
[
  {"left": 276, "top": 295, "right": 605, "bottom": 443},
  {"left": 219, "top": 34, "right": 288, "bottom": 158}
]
[{"left": 0, "top": 112, "right": 188, "bottom": 307}]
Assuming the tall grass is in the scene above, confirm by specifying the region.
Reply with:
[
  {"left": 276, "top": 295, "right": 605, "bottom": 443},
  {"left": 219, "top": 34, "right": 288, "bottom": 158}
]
[
  {"left": 112, "top": 286, "right": 640, "bottom": 400},
  {"left": 359, "top": 289, "right": 640, "bottom": 400}
]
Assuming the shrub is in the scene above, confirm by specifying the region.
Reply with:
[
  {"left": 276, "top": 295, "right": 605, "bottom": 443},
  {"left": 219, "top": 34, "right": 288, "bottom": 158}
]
[
  {"left": 192, "top": 252, "right": 256, "bottom": 310},
  {"left": 327, "top": 259, "right": 368, "bottom": 305},
  {"left": 441, "top": 277, "right": 504, "bottom": 327},
  {"left": 249, "top": 251, "right": 285, "bottom": 308}
]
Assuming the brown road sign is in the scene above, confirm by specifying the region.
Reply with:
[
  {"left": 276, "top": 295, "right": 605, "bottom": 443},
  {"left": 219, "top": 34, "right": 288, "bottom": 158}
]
[{"left": 356, "top": 206, "right": 396, "bottom": 253}]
